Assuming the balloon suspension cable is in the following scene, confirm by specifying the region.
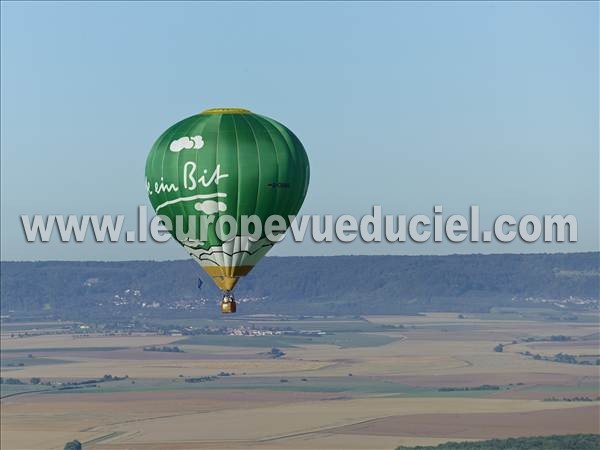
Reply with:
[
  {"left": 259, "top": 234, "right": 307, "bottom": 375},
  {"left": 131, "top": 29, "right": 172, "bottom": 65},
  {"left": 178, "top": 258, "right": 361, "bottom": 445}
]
[{"left": 220, "top": 291, "right": 237, "bottom": 314}]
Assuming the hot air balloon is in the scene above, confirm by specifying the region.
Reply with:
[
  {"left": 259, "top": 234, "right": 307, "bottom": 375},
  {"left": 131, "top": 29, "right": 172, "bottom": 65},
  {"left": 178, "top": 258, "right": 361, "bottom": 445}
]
[{"left": 145, "top": 108, "right": 310, "bottom": 313}]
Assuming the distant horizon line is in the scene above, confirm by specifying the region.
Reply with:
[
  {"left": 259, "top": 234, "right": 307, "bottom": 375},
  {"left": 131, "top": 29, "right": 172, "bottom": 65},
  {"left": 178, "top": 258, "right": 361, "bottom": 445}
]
[{"left": 1, "top": 249, "right": 598, "bottom": 263}]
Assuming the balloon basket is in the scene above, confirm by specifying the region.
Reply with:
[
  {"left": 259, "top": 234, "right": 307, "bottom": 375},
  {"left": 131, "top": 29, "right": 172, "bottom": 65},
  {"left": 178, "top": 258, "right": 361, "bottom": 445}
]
[{"left": 220, "top": 294, "right": 237, "bottom": 314}]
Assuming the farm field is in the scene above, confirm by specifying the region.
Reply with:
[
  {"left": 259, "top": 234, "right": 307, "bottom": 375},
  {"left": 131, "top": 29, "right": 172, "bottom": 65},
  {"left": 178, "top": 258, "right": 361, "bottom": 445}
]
[{"left": 1, "top": 313, "right": 599, "bottom": 450}]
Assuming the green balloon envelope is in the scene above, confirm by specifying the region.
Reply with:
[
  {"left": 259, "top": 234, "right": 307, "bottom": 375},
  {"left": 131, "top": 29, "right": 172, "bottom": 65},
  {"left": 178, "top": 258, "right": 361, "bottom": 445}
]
[{"left": 145, "top": 108, "right": 310, "bottom": 291}]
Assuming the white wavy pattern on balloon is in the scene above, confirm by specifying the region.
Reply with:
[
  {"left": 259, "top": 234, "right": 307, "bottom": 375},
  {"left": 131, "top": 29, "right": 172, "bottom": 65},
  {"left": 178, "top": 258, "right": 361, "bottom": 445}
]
[
  {"left": 154, "top": 192, "right": 227, "bottom": 213},
  {"left": 183, "top": 236, "right": 275, "bottom": 269}
]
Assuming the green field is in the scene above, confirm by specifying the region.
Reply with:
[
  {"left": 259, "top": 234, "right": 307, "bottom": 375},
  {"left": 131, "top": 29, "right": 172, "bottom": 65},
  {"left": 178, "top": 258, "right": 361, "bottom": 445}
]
[
  {"left": 1, "top": 346, "right": 123, "bottom": 354},
  {"left": 1, "top": 356, "right": 72, "bottom": 368},
  {"left": 43, "top": 375, "right": 524, "bottom": 398},
  {"left": 0, "top": 384, "right": 52, "bottom": 397},
  {"left": 0, "top": 323, "right": 74, "bottom": 332}
]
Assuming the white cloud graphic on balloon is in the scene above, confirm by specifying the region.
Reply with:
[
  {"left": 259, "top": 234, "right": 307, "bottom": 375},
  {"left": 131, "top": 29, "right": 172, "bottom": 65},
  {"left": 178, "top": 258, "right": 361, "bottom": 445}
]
[
  {"left": 194, "top": 200, "right": 227, "bottom": 215},
  {"left": 169, "top": 136, "right": 204, "bottom": 152}
]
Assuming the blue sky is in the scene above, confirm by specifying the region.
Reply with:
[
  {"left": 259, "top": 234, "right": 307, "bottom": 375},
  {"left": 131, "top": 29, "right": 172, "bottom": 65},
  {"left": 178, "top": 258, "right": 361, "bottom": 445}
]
[{"left": 1, "top": 2, "right": 598, "bottom": 260}]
